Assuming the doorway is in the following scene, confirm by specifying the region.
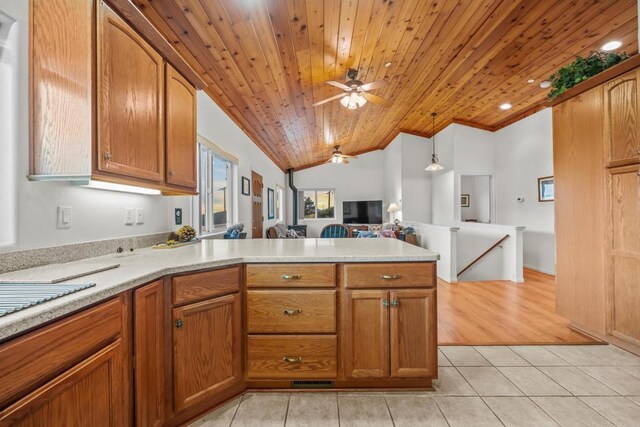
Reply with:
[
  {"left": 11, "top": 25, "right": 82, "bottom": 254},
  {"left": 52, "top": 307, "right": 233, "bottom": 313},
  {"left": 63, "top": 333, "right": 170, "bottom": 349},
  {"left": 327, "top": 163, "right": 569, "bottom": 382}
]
[
  {"left": 460, "top": 175, "right": 494, "bottom": 223},
  {"left": 251, "top": 171, "right": 263, "bottom": 238}
]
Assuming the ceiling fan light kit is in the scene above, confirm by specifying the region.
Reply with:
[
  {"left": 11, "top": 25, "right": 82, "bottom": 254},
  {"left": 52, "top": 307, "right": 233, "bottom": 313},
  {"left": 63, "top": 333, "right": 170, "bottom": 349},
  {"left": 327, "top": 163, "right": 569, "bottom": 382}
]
[
  {"left": 327, "top": 145, "right": 357, "bottom": 165},
  {"left": 313, "top": 68, "right": 390, "bottom": 109}
]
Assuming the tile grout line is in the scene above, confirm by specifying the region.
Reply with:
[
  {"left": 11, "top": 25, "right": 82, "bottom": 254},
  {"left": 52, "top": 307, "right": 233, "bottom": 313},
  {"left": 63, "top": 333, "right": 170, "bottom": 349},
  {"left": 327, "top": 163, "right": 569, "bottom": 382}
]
[
  {"left": 382, "top": 395, "right": 396, "bottom": 427},
  {"left": 227, "top": 395, "right": 244, "bottom": 427},
  {"left": 336, "top": 391, "right": 341, "bottom": 427},
  {"left": 576, "top": 395, "right": 629, "bottom": 426},
  {"left": 283, "top": 393, "right": 291, "bottom": 427},
  {"left": 431, "top": 396, "right": 452, "bottom": 427},
  {"left": 477, "top": 396, "right": 507, "bottom": 427}
]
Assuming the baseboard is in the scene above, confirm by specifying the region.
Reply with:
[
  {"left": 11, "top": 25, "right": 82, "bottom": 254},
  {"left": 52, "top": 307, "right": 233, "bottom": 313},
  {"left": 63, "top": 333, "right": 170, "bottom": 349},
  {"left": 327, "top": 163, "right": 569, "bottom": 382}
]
[{"left": 523, "top": 264, "right": 556, "bottom": 276}]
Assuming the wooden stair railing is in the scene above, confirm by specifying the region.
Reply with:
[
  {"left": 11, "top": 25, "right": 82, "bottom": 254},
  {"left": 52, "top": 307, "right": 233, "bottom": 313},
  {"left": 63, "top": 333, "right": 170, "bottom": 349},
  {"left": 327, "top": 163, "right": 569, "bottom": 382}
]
[{"left": 457, "top": 234, "right": 510, "bottom": 276}]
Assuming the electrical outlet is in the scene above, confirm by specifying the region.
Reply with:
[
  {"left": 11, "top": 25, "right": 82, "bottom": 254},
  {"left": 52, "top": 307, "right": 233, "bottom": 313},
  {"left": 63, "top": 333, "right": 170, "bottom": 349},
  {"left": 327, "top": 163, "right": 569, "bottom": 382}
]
[
  {"left": 124, "top": 208, "right": 135, "bottom": 225},
  {"left": 57, "top": 206, "right": 72, "bottom": 229},
  {"left": 135, "top": 208, "right": 144, "bottom": 224}
]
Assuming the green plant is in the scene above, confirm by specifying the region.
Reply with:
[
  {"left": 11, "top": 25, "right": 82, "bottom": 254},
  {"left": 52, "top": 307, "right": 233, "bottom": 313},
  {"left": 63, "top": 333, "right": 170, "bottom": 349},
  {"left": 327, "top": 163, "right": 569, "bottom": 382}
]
[{"left": 548, "top": 51, "right": 628, "bottom": 99}]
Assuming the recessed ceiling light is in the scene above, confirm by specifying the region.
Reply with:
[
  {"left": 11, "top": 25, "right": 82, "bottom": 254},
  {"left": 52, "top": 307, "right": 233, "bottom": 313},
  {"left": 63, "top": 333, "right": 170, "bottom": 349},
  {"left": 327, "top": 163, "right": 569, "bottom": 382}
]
[
  {"left": 527, "top": 79, "right": 535, "bottom": 84},
  {"left": 384, "top": 62, "right": 392, "bottom": 68},
  {"left": 500, "top": 103, "right": 512, "bottom": 110},
  {"left": 601, "top": 40, "right": 622, "bottom": 52},
  {"left": 539, "top": 80, "right": 551, "bottom": 89}
]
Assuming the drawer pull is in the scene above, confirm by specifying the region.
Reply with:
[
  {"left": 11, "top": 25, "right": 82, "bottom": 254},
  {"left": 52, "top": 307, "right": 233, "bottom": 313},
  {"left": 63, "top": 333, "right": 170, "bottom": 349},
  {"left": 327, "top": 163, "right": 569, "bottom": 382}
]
[
  {"left": 283, "top": 308, "right": 303, "bottom": 316},
  {"left": 381, "top": 274, "right": 401, "bottom": 280},
  {"left": 283, "top": 356, "right": 302, "bottom": 363},
  {"left": 282, "top": 274, "right": 302, "bottom": 280}
]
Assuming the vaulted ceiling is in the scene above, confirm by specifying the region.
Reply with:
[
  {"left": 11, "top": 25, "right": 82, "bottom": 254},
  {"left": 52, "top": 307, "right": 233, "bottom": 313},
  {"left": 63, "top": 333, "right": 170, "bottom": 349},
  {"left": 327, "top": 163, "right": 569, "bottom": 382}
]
[{"left": 134, "top": 0, "right": 638, "bottom": 170}]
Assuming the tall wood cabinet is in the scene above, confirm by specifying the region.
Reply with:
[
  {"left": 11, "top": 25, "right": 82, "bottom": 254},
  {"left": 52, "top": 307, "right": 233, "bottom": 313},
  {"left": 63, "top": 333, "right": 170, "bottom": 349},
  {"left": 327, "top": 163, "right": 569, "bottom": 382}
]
[{"left": 554, "top": 64, "right": 640, "bottom": 353}]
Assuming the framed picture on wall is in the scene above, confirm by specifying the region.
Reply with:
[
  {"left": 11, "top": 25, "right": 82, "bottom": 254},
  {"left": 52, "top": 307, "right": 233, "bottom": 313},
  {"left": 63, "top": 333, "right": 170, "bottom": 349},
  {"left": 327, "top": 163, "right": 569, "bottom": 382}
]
[
  {"left": 241, "top": 176, "right": 250, "bottom": 196},
  {"left": 538, "top": 176, "right": 554, "bottom": 202},
  {"left": 461, "top": 194, "right": 470, "bottom": 207},
  {"left": 267, "top": 188, "right": 275, "bottom": 219}
]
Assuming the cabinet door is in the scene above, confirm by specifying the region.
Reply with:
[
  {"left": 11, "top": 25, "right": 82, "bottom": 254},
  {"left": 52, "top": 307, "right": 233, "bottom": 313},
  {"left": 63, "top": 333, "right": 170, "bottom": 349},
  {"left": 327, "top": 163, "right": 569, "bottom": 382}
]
[
  {"left": 165, "top": 64, "right": 197, "bottom": 189},
  {"left": 343, "top": 290, "right": 389, "bottom": 378},
  {"left": 608, "top": 165, "right": 640, "bottom": 345},
  {"left": 604, "top": 70, "right": 640, "bottom": 167},
  {"left": 97, "top": 2, "right": 164, "bottom": 182},
  {"left": 172, "top": 293, "right": 242, "bottom": 413},
  {"left": 0, "top": 340, "right": 128, "bottom": 426},
  {"left": 390, "top": 289, "right": 437, "bottom": 378},
  {"left": 134, "top": 280, "right": 165, "bottom": 427}
]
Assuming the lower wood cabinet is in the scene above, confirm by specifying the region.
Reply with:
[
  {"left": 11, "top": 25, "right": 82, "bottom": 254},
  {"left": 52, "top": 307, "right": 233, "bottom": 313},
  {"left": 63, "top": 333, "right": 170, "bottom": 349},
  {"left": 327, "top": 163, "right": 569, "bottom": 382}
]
[
  {"left": 172, "top": 293, "right": 242, "bottom": 413},
  {"left": 343, "top": 288, "right": 437, "bottom": 379},
  {"left": 134, "top": 280, "right": 165, "bottom": 427},
  {"left": 0, "top": 340, "right": 127, "bottom": 426}
]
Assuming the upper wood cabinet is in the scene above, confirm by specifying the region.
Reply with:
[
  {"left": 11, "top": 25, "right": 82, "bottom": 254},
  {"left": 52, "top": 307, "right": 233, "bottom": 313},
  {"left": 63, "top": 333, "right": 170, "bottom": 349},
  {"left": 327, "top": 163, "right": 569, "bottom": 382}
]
[
  {"left": 97, "top": 2, "right": 164, "bottom": 183},
  {"left": 166, "top": 65, "right": 197, "bottom": 189},
  {"left": 30, "top": 0, "right": 198, "bottom": 194},
  {"left": 172, "top": 293, "right": 242, "bottom": 414},
  {"left": 604, "top": 70, "right": 640, "bottom": 167}
]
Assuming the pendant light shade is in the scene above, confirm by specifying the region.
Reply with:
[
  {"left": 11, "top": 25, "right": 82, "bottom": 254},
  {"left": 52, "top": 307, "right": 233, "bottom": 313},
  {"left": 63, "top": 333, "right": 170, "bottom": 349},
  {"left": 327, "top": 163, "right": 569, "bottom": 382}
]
[{"left": 426, "top": 112, "right": 443, "bottom": 171}]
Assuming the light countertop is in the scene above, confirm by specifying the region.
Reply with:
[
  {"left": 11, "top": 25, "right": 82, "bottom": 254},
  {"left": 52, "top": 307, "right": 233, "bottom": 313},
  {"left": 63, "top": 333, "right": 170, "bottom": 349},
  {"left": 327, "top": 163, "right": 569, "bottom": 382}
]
[{"left": 0, "top": 238, "right": 438, "bottom": 341}]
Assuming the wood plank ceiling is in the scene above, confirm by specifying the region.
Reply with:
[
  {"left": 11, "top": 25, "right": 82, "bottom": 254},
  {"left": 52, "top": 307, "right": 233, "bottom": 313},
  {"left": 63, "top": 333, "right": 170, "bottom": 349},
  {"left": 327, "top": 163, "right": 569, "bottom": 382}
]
[{"left": 133, "top": 0, "right": 638, "bottom": 170}]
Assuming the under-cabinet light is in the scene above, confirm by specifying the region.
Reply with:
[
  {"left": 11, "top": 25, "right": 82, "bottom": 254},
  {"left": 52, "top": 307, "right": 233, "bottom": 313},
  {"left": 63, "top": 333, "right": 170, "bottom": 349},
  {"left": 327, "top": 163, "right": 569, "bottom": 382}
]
[{"left": 74, "top": 180, "right": 162, "bottom": 195}]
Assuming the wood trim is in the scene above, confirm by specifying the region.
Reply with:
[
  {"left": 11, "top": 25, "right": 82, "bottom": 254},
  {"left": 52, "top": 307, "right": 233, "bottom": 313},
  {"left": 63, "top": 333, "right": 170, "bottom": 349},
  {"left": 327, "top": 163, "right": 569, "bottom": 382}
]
[
  {"left": 491, "top": 103, "right": 550, "bottom": 131},
  {"left": 551, "top": 55, "right": 640, "bottom": 106},
  {"left": 451, "top": 119, "right": 495, "bottom": 132},
  {"left": 104, "top": 0, "right": 206, "bottom": 89}
]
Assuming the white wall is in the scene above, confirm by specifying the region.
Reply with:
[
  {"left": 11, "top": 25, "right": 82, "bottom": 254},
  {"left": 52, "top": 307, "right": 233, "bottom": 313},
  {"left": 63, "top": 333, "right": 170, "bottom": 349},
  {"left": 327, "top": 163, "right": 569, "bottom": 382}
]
[
  {"left": 290, "top": 150, "right": 384, "bottom": 237},
  {"left": 494, "top": 108, "right": 555, "bottom": 274},
  {"left": 0, "top": 0, "right": 284, "bottom": 253},
  {"left": 0, "top": 0, "right": 173, "bottom": 253},
  {"left": 400, "top": 134, "right": 432, "bottom": 223},
  {"left": 461, "top": 175, "right": 492, "bottom": 223},
  {"left": 178, "top": 92, "right": 285, "bottom": 239},
  {"left": 383, "top": 135, "right": 403, "bottom": 221}
]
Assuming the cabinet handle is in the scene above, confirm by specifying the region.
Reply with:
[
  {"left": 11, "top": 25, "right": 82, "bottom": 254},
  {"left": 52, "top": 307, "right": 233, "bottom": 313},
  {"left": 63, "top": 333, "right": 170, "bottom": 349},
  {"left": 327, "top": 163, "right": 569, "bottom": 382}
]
[
  {"left": 175, "top": 319, "right": 184, "bottom": 329},
  {"left": 391, "top": 299, "right": 399, "bottom": 307},
  {"left": 383, "top": 300, "right": 390, "bottom": 308},
  {"left": 283, "top": 308, "right": 303, "bottom": 316},
  {"left": 282, "top": 356, "right": 302, "bottom": 363},
  {"left": 381, "top": 274, "right": 401, "bottom": 280},
  {"left": 103, "top": 152, "right": 112, "bottom": 161},
  {"left": 282, "top": 274, "right": 302, "bottom": 280}
]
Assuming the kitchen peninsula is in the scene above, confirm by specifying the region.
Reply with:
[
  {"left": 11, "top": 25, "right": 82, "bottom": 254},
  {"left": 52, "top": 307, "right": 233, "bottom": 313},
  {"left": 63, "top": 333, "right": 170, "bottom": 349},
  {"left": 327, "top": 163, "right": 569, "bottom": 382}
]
[{"left": 0, "top": 238, "right": 438, "bottom": 426}]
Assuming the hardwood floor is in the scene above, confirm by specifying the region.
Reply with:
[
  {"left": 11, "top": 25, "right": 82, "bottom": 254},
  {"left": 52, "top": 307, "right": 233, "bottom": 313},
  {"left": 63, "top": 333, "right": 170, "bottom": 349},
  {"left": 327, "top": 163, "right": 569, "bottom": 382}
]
[{"left": 438, "top": 269, "right": 599, "bottom": 345}]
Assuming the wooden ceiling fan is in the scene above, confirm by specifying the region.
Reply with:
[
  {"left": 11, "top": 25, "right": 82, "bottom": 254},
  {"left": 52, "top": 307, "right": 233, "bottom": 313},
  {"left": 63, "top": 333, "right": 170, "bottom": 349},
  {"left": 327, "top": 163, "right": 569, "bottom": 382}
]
[
  {"left": 326, "top": 146, "right": 357, "bottom": 164},
  {"left": 313, "top": 68, "right": 390, "bottom": 109}
]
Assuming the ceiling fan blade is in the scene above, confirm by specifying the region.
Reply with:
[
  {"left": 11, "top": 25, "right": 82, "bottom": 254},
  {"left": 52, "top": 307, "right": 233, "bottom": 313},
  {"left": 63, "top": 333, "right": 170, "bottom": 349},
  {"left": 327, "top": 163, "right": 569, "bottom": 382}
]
[
  {"left": 326, "top": 80, "right": 352, "bottom": 91},
  {"left": 343, "top": 159, "right": 350, "bottom": 164},
  {"left": 359, "top": 80, "right": 388, "bottom": 92},
  {"left": 312, "top": 93, "right": 347, "bottom": 107},
  {"left": 363, "top": 92, "right": 391, "bottom": 107},
  {"left": 343, "top": 154, "right": 358, "bottom": 159}
]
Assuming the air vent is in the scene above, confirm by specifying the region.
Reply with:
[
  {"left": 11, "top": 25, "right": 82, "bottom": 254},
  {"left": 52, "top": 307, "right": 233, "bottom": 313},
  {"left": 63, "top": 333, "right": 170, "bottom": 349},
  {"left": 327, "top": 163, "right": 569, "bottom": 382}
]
[{"left": 291, "top": 380, "right": 335, "bottom": 389}]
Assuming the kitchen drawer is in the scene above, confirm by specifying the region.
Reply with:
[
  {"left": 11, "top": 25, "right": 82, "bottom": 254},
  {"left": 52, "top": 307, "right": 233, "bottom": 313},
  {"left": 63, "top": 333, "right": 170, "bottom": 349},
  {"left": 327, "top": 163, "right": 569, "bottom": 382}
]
[
  {"left": 0, "top": 296, "right": 124, "bottom": 408},
  {"left": 247, "top": 290, "right": 336, "bottom": 333},
  {"left": 172, "top": 266, "right": 240, "bottom": 305},
  {"left": 246, "top": 264, "right": 336, "bottom": 288},
  {"left": 247, "top": 335, "right": 337, "bottom": 379},
  {"left": 342, "top": 263, "right": 436, "bottom": 288}
]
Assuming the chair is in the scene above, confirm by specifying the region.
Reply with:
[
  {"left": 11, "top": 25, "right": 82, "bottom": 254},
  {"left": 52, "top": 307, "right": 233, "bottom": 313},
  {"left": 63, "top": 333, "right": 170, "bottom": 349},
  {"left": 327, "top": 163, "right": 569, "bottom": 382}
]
[{"left": 320, "top": 224, "right": 349, "bottom": 238}]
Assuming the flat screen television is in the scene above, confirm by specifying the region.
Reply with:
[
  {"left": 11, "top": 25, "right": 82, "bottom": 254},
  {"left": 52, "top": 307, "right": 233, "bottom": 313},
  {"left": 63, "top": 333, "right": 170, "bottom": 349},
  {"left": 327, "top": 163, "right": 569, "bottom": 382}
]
[{"left": 342, "top": 200, "right": 383, "bottom": 224}]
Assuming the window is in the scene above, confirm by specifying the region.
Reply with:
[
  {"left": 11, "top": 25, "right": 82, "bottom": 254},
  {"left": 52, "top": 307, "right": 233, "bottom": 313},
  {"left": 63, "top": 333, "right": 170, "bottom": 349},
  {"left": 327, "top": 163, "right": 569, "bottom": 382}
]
[
  {"left": 199, "top": 144, "right": 233, "bottom": 234},
  {"left": 298, "top": 190, "right": 335, "bottom": 219}
]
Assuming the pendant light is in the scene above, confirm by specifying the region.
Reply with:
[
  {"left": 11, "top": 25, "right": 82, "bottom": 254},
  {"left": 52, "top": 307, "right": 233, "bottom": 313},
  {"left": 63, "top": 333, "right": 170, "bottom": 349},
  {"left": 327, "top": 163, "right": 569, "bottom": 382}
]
[{"left": 425, "top": 112, "right": 444, "bottom": 171}]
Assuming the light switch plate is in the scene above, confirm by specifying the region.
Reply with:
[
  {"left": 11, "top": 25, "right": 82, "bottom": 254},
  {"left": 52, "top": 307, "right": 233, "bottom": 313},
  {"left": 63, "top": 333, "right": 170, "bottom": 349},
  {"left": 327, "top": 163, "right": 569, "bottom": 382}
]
[
  {"left": 124, "top": 208, "right": 135, "bottom": 225},
  {"left": 175, "top": 208, "right": 183, "bottom": 225},
  {"left": 57, "top": 206, "right": 72, "bottom": 229},
  {"left": 135, "top": 208, "right": 144, "bottom": 224}
]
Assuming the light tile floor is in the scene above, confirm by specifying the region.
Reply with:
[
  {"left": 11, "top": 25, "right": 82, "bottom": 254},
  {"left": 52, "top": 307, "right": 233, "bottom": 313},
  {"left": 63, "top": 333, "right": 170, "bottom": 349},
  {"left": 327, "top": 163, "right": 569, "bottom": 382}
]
[{"left": 190, "top": 345, "right": 640, "bottom": 427}]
